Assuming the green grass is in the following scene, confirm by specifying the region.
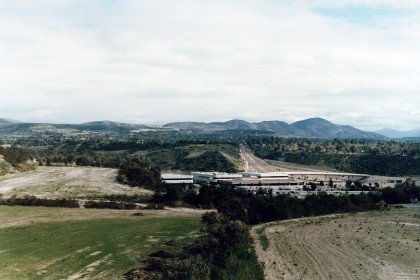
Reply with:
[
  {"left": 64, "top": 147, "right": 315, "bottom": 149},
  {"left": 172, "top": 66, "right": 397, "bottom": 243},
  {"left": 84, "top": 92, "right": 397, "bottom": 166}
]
[
  {"left": 0, "top": 207, "right": 202, "bottom": 280},
  {"left": 256, "top": 227, "right": 269, "bottom": 251}
]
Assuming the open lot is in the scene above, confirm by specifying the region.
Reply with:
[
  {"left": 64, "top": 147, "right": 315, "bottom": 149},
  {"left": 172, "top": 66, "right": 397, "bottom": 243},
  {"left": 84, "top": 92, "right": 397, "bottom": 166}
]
[
  {"left": 0, "top": 205, "right": 203, "bottom": 280},
  {"left": 0, "top": 166, "right": 152, "bottom": 199},
  {"left": 253, "top": 208, "right": 420, "bottom": 280}
]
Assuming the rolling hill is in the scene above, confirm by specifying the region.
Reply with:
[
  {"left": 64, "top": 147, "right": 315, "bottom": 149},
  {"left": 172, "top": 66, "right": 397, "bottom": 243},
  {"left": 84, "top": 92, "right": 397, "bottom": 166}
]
[
  {"left": 377, "top": 128, "right": 420, "bottom": 138},
  {"left": 165, "top": 118, "right": 385, "bottom": 139},
  {"left": 0, "top": 117, "right": 386, "bottom": 139},
  {"left": 0, "top": 120, "right": 152, "bottom": 136}
]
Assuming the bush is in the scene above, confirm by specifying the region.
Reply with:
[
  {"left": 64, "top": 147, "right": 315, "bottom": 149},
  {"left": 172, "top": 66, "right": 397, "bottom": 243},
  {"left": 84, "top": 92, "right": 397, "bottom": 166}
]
[
  {"left": 84, "top": 200, "right": 137, "bottom": 210},
  {"left": 0, "top": 195, "right": 79, "bottom": 208}
]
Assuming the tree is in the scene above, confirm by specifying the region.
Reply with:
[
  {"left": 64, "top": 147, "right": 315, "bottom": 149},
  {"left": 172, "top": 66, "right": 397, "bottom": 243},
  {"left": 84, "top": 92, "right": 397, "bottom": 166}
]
[
  {"left": 377, "top": 200, "right": 386, "bottom": 210},
  {"left": 118, "top": 157, "right": 162, "bottom": 190},
  {"left": 201, "top": 211, "right": 221, "bottom": 227}
]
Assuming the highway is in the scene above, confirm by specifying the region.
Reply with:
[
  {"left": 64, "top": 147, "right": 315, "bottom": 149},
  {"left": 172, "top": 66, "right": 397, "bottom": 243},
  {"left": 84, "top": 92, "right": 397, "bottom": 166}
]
[
  {"left": 240, "top": 145, "right": 279, "bottom": 172},
  {"left": 239, "top": 145, "right": 358, "bottom": 174}
]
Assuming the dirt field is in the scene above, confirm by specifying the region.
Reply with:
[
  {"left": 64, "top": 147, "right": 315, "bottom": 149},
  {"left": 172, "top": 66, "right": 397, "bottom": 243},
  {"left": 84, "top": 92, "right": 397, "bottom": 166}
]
[
  {"left": 252, "top": 208, "right": 420, "bottom": 280},
  {"left": 0, "top": 166, "right": 152, "bottom": 199}
]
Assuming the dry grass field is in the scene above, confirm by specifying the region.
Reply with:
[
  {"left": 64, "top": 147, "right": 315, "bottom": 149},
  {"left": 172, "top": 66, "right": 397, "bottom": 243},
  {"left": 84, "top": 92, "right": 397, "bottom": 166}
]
[
  {"left": 0, "top": 166, "right": 152, "bottom": 199},
  {"left": 253, "top": 208, "right": 420, "bottom": 280}
]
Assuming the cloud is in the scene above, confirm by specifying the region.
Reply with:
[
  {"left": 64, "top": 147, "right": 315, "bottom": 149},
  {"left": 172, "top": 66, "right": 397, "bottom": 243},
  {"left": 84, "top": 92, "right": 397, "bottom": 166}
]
[{"left": 0, "top": 0, "right": 419, "bottom": 130}]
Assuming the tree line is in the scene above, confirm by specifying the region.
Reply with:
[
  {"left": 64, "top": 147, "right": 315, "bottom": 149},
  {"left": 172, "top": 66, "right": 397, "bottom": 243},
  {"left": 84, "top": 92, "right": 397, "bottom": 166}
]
[{"left": 246, "top": 137, "right": 420, "bottom": 176}]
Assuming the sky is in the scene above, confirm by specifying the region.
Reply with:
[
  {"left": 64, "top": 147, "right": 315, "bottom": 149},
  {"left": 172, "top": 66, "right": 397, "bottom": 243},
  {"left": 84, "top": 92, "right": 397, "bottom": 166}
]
[{"left": 0, "top": 0, "right": 419, "bottom": 131}]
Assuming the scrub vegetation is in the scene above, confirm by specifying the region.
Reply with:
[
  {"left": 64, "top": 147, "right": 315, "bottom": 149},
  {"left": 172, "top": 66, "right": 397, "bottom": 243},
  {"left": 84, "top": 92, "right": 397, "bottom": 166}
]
[{"left": 247, "top": 137, "right": 420, "bottom": 176}]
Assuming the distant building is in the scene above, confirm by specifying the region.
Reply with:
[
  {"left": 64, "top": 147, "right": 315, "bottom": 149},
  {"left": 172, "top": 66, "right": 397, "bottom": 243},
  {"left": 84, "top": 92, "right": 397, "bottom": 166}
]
[
  {"left": 218, "top": 178, "right": 301, "bottom": 187},
  {"left": 191, "top": 172, "right": 242, "bottom": 184},
  {"left": 241, "top": 172, "right": 289, "bottom": 180},
  {"left": 161, "top": 174, "right": 193, "bottom": 185}
]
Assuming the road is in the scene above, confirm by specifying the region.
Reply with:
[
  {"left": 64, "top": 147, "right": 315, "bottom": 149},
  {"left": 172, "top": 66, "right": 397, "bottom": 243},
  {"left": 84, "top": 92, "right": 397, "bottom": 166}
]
[
  {"left": 240, "top": 145, "right": 279, "bottom": 172},
  {"left": 240, "top": 145, "right": 336, "bottom": 173}
]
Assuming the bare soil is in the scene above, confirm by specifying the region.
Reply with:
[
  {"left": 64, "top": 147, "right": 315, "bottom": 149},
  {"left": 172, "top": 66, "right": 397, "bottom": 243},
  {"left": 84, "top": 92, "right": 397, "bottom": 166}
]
[
  {"left": 252, "top": 208, "right": 420, "bottom": 280},
  {"left": 0, "top": 166, "right": 152, "bottom": 199}
]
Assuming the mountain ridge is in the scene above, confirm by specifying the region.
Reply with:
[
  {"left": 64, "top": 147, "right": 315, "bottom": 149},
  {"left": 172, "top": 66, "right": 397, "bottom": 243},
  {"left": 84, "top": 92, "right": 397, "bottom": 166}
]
[
  {"left": 165, "top": 117, "right": 385, "bottom": 139},
  {"left": 0, "top": 117, "right": 387, "bottom": 139},
  {"left": 377, "top": 128, "right": 420, "bottom": 139}
]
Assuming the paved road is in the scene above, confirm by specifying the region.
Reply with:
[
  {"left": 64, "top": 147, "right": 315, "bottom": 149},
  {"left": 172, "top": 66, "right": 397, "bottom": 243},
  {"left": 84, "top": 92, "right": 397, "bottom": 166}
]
[
  {"left": 240, "top": 145, "right": 279, "bottom": 173},
  {"left": 240, "top": 145, "right": 332, "bottom": 173}
]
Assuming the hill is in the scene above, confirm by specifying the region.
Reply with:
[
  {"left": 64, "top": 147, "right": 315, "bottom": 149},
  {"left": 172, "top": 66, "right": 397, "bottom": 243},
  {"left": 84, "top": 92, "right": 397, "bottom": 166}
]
[
  {"left": 377, "top": 128, "right": 420, "bottom": 138},
  {"left": 291, "top": 118, "right": 383, "bottom": 139},
  {"left": 144, "top": 143, "right": 240, "bottom": 172},
  {"left": 165, "top": 118, "right": 385, "bottom": 139},
  {"left": 0, "top": 117, "right": 386, "bottom": 139},
  {"left": 0, "top": 118, "right": 14, "bottom": 125},
  {"left": 0, "top": 120, "right": 152, "bottom": 136}
]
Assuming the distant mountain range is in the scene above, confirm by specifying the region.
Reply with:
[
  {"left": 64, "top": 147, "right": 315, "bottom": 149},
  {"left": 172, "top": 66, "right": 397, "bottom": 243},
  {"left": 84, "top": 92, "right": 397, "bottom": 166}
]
[
  {"left": 0, "top": 118, "right": 22, "bottom": 124},
  {"left": 165, "top": 118, "right": 385, "bottom": 139},
  {"left": 376, "top": 128, "right": 420, "bottom": 139},
  {"left": 0, "top": 117, "right": 389, "bottom": 139},
  {"left": 0, "top": 120, "right": 152, "bottom": 136}
]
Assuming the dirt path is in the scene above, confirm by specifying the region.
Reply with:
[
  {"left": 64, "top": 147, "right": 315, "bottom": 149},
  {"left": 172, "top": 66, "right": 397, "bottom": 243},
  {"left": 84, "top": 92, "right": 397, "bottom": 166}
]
[
  {"left": 252, "top": 209, "right": 420, "bottom": 280},
  {"left": 240, "top": 145, "right": 331, "bottom": 173},
  {"left": 240, "top": 145, "right": 279, "bottom": 172}
]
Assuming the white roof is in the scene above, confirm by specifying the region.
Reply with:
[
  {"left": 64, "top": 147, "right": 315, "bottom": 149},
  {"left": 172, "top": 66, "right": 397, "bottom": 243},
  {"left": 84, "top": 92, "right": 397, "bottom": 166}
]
[
  {"left": 161, "top": 174, "right": 193, "bottom": 179},
  {"left": 191, "top": 172, "right": 242, "bottom": 178},
  {"left": 241, "top": 172, "right": 289, "bottom": 178}
]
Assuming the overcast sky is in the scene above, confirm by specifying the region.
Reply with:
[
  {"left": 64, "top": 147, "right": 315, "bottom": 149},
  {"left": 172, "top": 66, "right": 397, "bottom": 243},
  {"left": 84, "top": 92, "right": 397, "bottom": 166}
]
[{"left": 1, "top": 0, "right": 419, "bottom": 131}]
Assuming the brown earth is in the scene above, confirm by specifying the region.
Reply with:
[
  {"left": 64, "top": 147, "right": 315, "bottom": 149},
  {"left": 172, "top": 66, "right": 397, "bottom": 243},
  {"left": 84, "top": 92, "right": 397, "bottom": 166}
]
[
  {"left": 0, "top": 166, "right": 152, "bottom": 199},
  {"left": 252, "top": 208, "right": 420, "bottom": 280}
]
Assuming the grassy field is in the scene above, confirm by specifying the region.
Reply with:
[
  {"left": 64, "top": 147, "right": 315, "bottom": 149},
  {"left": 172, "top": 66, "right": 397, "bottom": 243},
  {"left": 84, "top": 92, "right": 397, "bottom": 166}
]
[
  {"left": 253, "top": 208, "right": 420, "bottom": 280},
  {"left": 0, "top": 206, "right": 203, "bottom": 280}
]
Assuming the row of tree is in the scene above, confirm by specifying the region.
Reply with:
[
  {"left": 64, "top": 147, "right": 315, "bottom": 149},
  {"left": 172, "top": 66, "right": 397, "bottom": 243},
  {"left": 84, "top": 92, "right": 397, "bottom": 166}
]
[
  {"left": 246, "top": 136, "right": 419, "bottom": 155},
  {"left": 245, "top": 137, "right": 420, "bottom": 176},
  {"left": 154, "top": 183, "right": 420, "bottom": 225},
  {"left": 0, "top": 195, "right": 79, "bottom": 208}
]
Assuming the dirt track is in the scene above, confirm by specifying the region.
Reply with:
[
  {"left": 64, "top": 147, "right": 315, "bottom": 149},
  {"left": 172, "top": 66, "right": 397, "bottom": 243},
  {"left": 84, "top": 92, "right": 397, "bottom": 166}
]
[
  {"left": 240, "top": 145, "right": 330, "bottom": 173},
  {"left": 0, "top": 166, "right": 152, "bottom": 199},
  {"left": 252, "top": 208, "right": 420, "bottom": 280},
  {"left": 240, "top": 145, "right": 279, "bottom": 172}
]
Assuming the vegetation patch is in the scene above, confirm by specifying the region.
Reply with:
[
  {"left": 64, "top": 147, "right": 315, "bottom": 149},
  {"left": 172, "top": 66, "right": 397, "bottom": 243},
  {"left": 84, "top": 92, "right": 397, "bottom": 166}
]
[
  {"left": 256, "top": 227, "right": 270, "bottom": 251},
  {"left": 146, "top": 143, "right": 240, "bottom": 172},
  {"left": 133, "top": 212, "right": 265, "bottom": 280},
  {"left": 0, "top": 195, "right": 79, "bottom": 208}
]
